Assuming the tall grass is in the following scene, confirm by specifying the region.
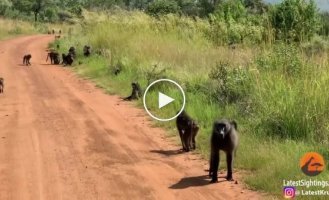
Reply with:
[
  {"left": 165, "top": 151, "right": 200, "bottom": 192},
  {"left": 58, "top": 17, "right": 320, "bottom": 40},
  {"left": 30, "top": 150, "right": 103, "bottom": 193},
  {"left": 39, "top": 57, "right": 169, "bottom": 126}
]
[
  {"left": 0, "top": 18, "right": 39, "bottom": 39},
  {"left": 56, "top": 10, "right": 329, "bottom": 198}
]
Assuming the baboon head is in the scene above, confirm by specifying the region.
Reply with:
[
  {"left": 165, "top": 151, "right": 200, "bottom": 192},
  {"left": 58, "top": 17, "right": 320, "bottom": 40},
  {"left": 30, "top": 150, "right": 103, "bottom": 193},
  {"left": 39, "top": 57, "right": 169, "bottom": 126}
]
[
  {"left": 132, "top": 82, "right": 138, "bottom": 89},
  {"left": 213, "top": 120, "right": 236, "bottom": 139}
]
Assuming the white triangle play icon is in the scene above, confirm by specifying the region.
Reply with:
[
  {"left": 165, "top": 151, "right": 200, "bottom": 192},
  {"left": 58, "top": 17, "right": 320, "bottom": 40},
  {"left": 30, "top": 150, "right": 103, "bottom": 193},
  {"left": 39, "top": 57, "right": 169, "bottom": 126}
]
[{"left": 158, "top": 92, "right": 175, "bottom": 109}]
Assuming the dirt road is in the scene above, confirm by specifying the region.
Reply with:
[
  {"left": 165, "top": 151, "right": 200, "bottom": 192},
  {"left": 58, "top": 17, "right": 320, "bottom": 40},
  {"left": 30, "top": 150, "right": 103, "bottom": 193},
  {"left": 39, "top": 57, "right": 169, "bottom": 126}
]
[{"left": 0, "top": 35, "right": 262, "bottom": 200}]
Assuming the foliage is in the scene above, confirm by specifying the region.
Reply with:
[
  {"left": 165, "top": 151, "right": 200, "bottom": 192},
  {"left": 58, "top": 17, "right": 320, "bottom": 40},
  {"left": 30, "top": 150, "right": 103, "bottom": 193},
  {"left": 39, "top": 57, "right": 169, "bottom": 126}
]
[
  {"left": 270, "top": 0, "right": 320, "bottom": 42},
  {"left": 146, "top": 0, "right": 179, "bottom": 16}
]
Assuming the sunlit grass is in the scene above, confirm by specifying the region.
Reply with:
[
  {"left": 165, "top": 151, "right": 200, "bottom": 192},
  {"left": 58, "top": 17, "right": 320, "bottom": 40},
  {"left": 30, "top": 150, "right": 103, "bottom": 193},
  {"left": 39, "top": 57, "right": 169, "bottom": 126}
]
[{"left": 54, "top": 10, "right": 329, "bottom": 198}]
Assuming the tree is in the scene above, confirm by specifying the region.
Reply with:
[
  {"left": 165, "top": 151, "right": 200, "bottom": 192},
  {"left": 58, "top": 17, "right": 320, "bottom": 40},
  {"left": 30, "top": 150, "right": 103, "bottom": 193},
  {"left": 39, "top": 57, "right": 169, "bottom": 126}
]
[
  {"left": 146, "top": 0, "right": 180, "bottom": 16},
  {"left": 271, "top": 0, "right": 320, "bottom": 42},
  {"left": 0, "top": 0, "right": 12, "bottom": 15}
]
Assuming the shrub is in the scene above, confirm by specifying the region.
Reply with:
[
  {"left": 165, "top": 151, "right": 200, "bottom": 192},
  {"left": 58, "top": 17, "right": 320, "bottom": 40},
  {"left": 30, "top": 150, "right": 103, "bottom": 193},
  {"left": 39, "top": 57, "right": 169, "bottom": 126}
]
[
  {"left": 270, "top": 0, "right": 320, "bottom": 42},
  {"left": 146, "top": 0, "right": 180, "bottom": 16}
]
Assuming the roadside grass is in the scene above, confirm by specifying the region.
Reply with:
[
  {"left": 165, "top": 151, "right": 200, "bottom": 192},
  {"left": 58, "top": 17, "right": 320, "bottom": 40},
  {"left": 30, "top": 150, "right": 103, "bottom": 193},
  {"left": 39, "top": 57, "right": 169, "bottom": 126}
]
[
  {"left": 0, "top": 18, "right": 40, "bottom": 39},
  {"left": 52, "top": 11, "right": 329, "bottom": 198}
]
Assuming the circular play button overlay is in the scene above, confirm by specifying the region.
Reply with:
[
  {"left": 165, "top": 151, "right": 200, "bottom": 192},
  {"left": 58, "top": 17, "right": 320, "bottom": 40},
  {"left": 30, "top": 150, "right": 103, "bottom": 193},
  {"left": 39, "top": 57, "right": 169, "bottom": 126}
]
[{"left": 143, "top": 79, "right": 185, "bottom": 121}]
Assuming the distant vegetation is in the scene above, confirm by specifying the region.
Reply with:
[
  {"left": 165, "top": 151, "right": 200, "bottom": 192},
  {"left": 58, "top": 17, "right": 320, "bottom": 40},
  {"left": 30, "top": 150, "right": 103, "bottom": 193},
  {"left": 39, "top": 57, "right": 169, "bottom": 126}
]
[{"left": 1, "top": 0, "right": 329, "bottom": 199}]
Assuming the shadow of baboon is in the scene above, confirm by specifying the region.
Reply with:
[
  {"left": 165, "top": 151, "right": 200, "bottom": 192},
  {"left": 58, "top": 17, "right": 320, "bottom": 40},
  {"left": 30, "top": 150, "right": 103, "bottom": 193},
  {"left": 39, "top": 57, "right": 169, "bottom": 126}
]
[
  {"left": 150, "top": 149, "right": 184, "bottom": 157},
  {"left": 169, "top": 175, "right": 224, "bottom": 189}
]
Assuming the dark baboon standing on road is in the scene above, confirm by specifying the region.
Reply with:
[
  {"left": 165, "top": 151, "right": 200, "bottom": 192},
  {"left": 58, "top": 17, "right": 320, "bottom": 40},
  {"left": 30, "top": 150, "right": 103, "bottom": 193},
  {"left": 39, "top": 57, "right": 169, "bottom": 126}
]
[
  {"left": 23, "top": 54, "right": 32, "bottom": 66},
  {"left": 176, "top": 111, "right": 199, "bottom": 152},
  {"left": 47, "top": 52, "right": 60, "bottom": 65},
  {"left": 209, "top": 119, "right": 238, "bottom": 183},
  {"left": 0, "top": 77, "right": 4, "bottom": 93},
  {"left": 123, "top": 82, "right": 142, "bottom": 101}
]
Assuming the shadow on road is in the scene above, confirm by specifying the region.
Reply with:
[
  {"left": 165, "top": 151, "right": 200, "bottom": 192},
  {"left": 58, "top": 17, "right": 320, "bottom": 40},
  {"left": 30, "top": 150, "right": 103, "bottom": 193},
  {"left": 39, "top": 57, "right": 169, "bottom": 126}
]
[
  {"left": 169, "top": 175, "right": 226, "bottom": 189},
  {"left": 150, "top": 149, "right": 184, "bottom": 156}
]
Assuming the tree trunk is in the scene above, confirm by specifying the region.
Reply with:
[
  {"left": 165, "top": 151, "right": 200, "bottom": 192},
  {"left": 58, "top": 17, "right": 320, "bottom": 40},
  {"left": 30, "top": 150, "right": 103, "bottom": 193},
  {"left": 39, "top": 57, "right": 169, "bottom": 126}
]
[{"left": 34, "top": 12, "right": 38, "bottom": 22}]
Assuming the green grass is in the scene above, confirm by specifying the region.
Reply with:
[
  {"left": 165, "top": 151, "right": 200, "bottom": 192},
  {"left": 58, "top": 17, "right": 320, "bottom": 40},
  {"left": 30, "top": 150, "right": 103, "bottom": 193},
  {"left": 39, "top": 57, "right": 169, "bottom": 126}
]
[{"left": 52, "top": 10, "right": 329, "bottom": 199}]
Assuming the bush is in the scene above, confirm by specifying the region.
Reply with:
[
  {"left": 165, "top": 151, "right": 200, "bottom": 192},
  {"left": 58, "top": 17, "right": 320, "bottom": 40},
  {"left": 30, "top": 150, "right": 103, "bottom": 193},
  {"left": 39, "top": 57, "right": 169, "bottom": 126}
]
[
  {"left": 146, "top": 0, "right": 180, "bottom": 16},
  {"left": 209, "top": 62, "right": 251, "bottom": 104},
  {"left": 270, "top": 0, "right": 320, "bottom": 42}
]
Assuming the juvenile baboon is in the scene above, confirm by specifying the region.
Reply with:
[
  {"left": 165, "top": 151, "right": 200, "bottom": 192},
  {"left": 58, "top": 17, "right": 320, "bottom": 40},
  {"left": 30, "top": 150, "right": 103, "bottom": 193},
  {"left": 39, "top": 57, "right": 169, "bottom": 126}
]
[
  {"left": 0, "top": 77, "right": 4, "bottom": 93},
  {"left": 176, "top": 111, "right": 199, "bottom": 152},
  {"left": 83, "top": 45, "right": 91, "bottom": 57},
  {"left": 123, "top": 82, "right": 142, "bottom": 101},
  {"left": 68, "top": 47, "right": 76, "bottom": 58},
  {"left": 23, "top": 54, "right": 32, "bottom": 66},
  {"left": 114, "top": 68, "right": 121, "bottom": 76},
  {"left": 47, "top": 52, "right": 60, "bottom": 65},
  {"left": 209, "top": 119, "right": 238, "bottom": 183},
  {"left": 62, "top": 53, "right": 74, "bottom": 66}
]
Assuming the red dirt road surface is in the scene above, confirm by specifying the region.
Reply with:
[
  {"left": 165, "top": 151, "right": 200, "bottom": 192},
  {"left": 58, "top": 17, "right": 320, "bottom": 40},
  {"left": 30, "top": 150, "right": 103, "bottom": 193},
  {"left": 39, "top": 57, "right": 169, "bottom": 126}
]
[{"left": 0, "top": 35, "right": 263, "bottom": 200}]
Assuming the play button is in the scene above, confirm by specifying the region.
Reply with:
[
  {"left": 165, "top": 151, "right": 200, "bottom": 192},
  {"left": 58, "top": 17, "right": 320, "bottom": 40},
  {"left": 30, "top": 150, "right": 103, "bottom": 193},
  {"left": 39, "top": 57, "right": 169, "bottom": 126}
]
[
  {"left": 158, "top": 92, "right": 175, "bottom": 109},
  {"left": 143, "top": 79, "right": 185, "bottom": 121}
]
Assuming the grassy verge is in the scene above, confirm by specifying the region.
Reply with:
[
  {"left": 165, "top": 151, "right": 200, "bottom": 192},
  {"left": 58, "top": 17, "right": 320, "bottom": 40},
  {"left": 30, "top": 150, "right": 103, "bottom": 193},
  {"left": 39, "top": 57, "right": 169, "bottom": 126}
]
[
  {"left": 53, "top": 11, "right": 329, "bottom": 199},
  {"left": 0, "top": 18, "right": 40, "bottom": 40}
]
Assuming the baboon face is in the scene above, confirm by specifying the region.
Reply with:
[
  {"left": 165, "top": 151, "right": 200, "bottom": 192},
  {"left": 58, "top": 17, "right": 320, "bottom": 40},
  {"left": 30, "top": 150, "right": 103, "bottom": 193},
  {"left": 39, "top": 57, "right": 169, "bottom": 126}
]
[{"left": 213, "top": 120, "right": 233, "bottom": 139}]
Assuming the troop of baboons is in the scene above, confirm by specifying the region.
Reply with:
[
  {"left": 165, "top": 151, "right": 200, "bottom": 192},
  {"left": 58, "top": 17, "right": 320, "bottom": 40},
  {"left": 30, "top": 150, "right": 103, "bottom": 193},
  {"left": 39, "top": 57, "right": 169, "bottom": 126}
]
[
  {"left": 0, "top": 77, "right": 4, "bottom": 93},
  {"left": 45, "top": 43, "right": 92, "bottom": 67},
  {"left": 3, "top": 29, "right": 239, "bottom": 185},
  {"left": 123, "top": 81, "right": 239, "bottom": 183},
  {"left": 23, "top": 54, "right": 32, "bottom": 66}
]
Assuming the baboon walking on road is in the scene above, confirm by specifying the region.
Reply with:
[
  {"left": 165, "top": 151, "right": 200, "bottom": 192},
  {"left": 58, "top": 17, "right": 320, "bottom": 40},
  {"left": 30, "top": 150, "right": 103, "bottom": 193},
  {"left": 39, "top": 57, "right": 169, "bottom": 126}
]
[
  {"left": 176, "top": 111, "right": 199, "bottom": 152},
  {"left": 23, "top": 54, "right": 32, "bottom": 66},
  {"left": 209, "top": 119, "right": 238, "bottom": 183},
  {"left": 0, "top": 77, "right": 4, "bottom": 93}
]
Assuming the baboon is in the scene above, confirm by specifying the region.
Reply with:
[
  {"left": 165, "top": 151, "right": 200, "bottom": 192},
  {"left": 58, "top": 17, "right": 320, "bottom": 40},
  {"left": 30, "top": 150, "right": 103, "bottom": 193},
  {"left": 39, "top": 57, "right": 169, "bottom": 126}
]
[
  {"left": 56, "top": 44, "right": 60, "bottom": 49},
  {"left": 114, "top": 68, "right": 121, "bottom": 76},
  {"left": 62, "top": 53, "right": 74, "bottom": 66},
  {"left": 0, "top": 77, "right": 4, "bottom": 93},
  {"left": 55, "top": 35, "right": 61, "bottom": 39},
  {"left": 23, "top": 54, "right": 32, "bottom": 66},
  {"left": 123, "top": 82, "right": 142, "bottom": 101},
  {"left": 59, "top": 30, "right": 62, "bottom": 34},
  {"left": 83, "top": 45, "right": 91, "bottom": 57},
  {"left": 47, "top": 52, "right": 60, "bottom": 65},
  {"left": 68, "top": 47, "right": 76, "bottom": 58},
  {"left": 48, "top": 30, "right": 51, "bottom": 34},
  {"left": 209, "top": 119, "right": 238, "bottom": 183},
  {"left": 176, "top": 111, "right": 199, "bottom": 152},
  {"left": 52, "top": 29, "right": 55, "bottom": 34}
]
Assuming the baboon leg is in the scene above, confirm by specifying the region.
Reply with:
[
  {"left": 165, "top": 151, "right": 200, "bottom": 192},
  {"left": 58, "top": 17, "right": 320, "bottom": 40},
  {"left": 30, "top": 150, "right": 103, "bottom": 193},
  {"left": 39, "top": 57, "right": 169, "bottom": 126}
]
[
  {"left": 210, "top": 149, "right": 220, "bottom": 183},
  {"left": 226, "top": 152, "right": 234, "bottom": 181},
  {"left": 191, "top": 131, "right": 196, "bottom": 150},
  {"left": 183, "top": 130, "right": 190, "bottom": 152},
  {"left": 178, "top": 129, "right": 186, "bottom": 151},
  {"left": 188, "top": 126, "right": 194, "bottom": 150}
]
